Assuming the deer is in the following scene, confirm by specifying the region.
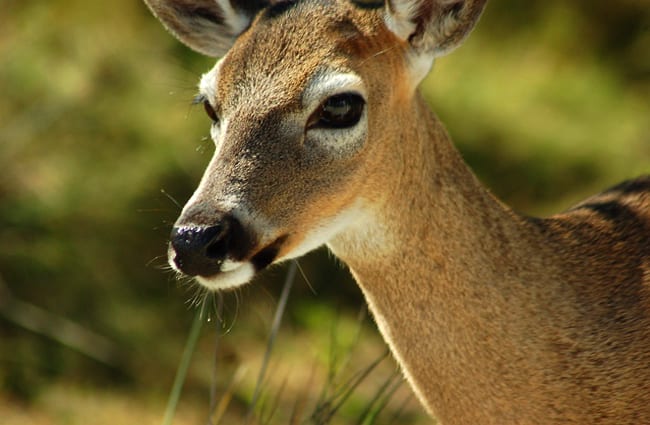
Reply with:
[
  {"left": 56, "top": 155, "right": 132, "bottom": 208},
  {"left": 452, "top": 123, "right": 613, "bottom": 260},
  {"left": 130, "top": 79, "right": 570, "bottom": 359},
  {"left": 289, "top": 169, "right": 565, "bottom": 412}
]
[{"left": 143, "top": 0, "right": 650, "bottom": 423}]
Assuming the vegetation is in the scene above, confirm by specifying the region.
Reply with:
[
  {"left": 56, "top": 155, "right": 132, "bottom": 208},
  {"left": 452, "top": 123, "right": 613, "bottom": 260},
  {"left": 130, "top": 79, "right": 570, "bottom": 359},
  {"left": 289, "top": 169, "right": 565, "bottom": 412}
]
[{"left": 0, "top": 0, "right": 647, "bottom": 423}]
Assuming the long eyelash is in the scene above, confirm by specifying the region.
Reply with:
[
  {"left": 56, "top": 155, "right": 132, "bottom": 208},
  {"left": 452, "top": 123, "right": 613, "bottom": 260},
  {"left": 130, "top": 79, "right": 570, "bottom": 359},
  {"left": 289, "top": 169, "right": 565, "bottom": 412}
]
[{"left": 191, "top": 93, "right": 207, "bottom": 106}]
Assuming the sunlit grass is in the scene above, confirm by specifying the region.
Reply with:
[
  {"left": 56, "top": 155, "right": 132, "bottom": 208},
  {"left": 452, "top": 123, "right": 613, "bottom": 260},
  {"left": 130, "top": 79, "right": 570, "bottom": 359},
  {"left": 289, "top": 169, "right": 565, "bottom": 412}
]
[{"left": 1, "top": 383, "right": 205, "bottom": 425}]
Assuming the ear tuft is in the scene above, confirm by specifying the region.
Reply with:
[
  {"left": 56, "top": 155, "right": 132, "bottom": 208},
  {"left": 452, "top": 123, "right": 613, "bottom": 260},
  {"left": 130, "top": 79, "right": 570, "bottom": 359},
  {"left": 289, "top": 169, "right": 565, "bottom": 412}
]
[
  {"left": 385, "top": 0, "right": 487, "bottom": 57},
  {"left": 144, "top": 0, "right": 269, "bottom": 57}
]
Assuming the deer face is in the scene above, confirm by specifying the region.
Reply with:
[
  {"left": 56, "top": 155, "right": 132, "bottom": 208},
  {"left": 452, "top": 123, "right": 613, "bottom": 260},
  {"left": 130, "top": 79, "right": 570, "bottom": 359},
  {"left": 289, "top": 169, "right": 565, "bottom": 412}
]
[
  {"left": 144, "top": 0, "right": 486, "bottom": 289},
  {"left": 168, "top": 3, "right": 400, "bottom": 289}
]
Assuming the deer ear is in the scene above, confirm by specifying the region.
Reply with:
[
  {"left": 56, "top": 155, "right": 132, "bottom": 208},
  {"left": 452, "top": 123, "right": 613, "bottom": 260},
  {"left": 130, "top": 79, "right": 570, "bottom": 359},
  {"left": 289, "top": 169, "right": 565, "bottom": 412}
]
[
  {"left": 143, "top": 0, "right": 269, "bottom": 57},
  {"left": 384, "top": 0, "right": 487, "bottom": 57}
]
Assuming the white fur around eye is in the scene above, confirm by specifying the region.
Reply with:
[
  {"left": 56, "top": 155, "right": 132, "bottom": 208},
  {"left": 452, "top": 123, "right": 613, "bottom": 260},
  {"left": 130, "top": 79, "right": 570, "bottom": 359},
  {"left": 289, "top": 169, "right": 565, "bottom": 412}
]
[
  {"left": 197, "top": 59, "right": 227, "bottom": 148},
  {"left": 303, "top": 69, "right": 368, "bottom": 156},
  {"left": 306, "top": 108, "right": 367, "bottom": 157},
  {"left": 303, "top": 69, "right": 366, "bottom": 111},
  {"left": 199, "top": 61, "right": 222, "bottom": 102},
  {"left": 210, "top": 120, "right": 222, "bottom": 140}
]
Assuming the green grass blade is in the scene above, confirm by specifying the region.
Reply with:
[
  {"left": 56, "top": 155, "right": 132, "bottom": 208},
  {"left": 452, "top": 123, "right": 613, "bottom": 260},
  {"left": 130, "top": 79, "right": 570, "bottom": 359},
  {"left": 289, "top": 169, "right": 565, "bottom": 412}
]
[
  {"left": 162, "top": 301, "right": 206, "bottom": 425},
  {"left": 246, "top": 261, "right": 297, "bottom": 423}
]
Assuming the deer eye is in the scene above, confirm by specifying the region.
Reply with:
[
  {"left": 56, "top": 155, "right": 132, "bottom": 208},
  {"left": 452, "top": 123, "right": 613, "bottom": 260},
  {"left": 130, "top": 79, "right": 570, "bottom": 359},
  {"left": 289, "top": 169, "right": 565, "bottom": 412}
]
[
  {"left": 308, "top": 92, "right": 365, "bottom": 129},
  {"left": 203, "top": 99, "right": 219, "bottom": 124}
]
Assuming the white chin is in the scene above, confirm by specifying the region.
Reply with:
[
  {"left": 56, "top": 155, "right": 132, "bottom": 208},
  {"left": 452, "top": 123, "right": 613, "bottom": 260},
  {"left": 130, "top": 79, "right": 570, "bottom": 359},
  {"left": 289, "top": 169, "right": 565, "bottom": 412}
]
[{"left": 195, "top": 262, "right": 256, "bottom": 291}]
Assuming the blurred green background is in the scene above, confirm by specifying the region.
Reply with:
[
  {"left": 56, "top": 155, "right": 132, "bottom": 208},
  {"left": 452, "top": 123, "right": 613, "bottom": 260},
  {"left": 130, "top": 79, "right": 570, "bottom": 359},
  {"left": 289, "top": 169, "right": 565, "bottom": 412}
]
[{"left": 0, "top": 0, "right": 648, "bottom": 424}]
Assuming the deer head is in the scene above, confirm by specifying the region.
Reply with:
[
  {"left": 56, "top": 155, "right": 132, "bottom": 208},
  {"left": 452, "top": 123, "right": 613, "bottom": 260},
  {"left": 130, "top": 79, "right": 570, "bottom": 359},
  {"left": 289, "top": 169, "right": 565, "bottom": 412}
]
[{"left": 144, "top": 0, "right": 486, "bottom": 290}]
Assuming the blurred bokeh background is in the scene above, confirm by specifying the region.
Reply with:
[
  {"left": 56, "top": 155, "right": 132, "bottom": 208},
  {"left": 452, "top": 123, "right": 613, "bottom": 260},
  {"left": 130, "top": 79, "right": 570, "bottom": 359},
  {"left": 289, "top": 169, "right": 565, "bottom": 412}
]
[{"left": 1, "top": 0, "right": 648, "bottom": 424}]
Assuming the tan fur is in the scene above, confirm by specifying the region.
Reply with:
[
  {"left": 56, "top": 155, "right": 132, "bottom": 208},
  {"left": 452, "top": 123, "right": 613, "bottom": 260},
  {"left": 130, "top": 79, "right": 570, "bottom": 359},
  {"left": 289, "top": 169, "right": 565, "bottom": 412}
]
[{"left": 144, "top": 0, "right": 650, "bottom": 423}]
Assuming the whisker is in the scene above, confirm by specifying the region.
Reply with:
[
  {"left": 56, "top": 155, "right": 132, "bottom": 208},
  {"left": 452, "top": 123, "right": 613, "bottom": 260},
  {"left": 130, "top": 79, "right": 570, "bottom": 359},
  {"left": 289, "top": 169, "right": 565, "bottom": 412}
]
[
  {"left": 145, "top": 254, "right": 169, "bottom": 269},
  {"left": 160, "top": 188, "right": 183, "bottom": 210},
  {"left": 226, "top": 289, "right": 241, "bottom": 334},
  {"left": 360, "top": 42, "right": 402, "bottom": 67},
  {"left": 185, "top": 283, "right": 209, "bottom": 310}
]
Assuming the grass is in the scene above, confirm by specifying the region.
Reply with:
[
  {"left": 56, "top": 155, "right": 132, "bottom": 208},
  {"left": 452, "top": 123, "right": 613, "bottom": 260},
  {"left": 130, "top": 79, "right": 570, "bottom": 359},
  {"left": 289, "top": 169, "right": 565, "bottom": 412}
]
[
  {"left": 1, "top": 274, "right": 430, "bottom": 425},
  {"left": 168, "top": 263, "right": 428, "bottom": 425},
  {"left": 1, "top": 383, "right": 206, "bottom": 425}
]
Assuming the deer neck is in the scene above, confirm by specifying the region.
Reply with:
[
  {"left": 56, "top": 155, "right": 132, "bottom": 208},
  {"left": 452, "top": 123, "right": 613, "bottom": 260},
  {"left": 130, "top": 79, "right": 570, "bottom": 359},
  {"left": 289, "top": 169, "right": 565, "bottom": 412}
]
[{"left": 327, "top": 94, "right": 542, "bottom": 420}]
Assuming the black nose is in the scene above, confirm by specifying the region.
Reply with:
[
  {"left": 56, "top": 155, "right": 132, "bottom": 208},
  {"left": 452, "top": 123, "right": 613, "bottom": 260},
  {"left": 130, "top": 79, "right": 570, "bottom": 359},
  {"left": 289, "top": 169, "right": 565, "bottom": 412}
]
[{"left": 170, "top": 220, "right": 232, "bottom": 277}]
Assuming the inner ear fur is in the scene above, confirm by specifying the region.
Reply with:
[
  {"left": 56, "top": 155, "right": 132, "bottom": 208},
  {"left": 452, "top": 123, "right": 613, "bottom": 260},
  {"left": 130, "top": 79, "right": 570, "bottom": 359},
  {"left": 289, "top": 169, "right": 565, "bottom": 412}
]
[
  {"left": 385, "top": 0, "right": 487, "bottom": 56},
  {"left": 143, "top": 0, "right": 269, "bottom": 57}
]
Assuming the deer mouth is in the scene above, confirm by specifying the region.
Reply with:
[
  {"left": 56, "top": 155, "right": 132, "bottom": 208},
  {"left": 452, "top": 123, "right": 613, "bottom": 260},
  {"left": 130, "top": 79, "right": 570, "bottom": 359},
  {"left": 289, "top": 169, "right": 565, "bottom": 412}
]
[
  {"left": 194, "top": 261, "right": 256, "bottom": 291},
  {"left": 250, "top": 234, "right": 289, "bottom": 271},
  {"left": 171, "top": 234, "right": 290, "bottom": 291}
]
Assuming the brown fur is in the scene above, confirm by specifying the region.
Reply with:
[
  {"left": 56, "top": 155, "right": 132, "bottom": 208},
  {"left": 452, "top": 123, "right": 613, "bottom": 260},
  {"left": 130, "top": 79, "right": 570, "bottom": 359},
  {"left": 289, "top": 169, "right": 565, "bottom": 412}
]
[{"left": 144, "top": 0, "right": 650, "bottom": 423}]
